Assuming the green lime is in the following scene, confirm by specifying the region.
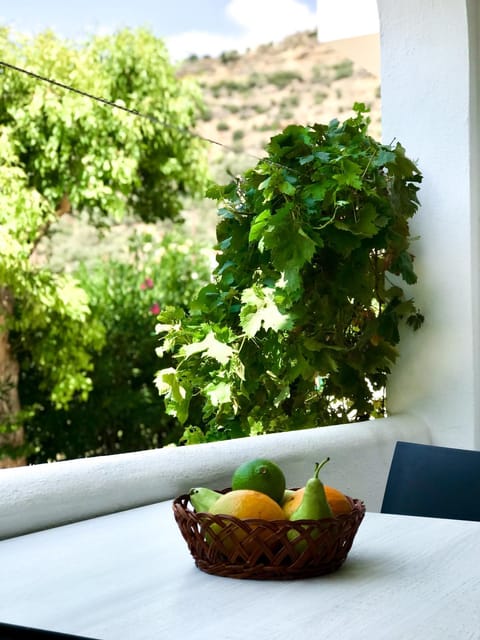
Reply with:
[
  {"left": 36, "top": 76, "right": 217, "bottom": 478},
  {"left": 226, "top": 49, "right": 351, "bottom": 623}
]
[{"left": 231, "top": 458, "right": 286, "bottom": 505}]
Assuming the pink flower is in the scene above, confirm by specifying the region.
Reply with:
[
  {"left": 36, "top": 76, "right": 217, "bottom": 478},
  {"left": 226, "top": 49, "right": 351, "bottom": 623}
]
[
  {"left": 140, "top": 277, "right": 154, "bottom": 290},
  {"left": 150, "top": 302, "right": 161, "bottom": 315}
]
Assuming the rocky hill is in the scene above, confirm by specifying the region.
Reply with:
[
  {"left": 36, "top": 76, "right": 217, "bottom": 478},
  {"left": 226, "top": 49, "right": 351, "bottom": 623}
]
[
  {"left": 181, "top": 30, "right": 380, "bottom": 158},
  {"left": 177, "top": 29, "right": 381, "bottom": 241}
]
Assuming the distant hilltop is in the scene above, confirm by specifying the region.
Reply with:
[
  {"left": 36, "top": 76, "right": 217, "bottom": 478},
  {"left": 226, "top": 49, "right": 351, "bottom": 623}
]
[{"left": 178, "top": 29, "right": 382, "bottom": 162}]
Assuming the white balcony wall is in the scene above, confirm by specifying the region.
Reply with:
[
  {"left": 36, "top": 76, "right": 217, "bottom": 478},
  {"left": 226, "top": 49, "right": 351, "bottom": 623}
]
[
  {"left": 0, "top": 415, "right": 431, "bottom": 540},
  {"left": 379, "top": 0, "right": 480, "bottom": 449}
]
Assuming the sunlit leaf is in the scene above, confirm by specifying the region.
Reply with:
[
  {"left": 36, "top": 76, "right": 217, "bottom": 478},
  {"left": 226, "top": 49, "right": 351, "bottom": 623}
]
[
  {"left": 180, "top": 331, "right": 234, "bottom": 364},
  {"left": 240, "top": 286, "right": 293, "bottom": 337}
]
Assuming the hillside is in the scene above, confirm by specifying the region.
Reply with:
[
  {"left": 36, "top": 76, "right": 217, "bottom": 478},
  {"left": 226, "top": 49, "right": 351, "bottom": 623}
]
[
  {"left": 42, "top": 30, "right": 382, "bottom": 266},
  {"left": 181, "top": 30, "right": 381, "bottom": 160},
  {"left": 178, "top": 29, "right": 381, "bottom": 241}
]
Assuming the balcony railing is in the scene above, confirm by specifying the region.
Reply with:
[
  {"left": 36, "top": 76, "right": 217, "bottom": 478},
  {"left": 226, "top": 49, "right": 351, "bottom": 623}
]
[{"left": 0, "top": 413, "right": 431, "bottom": 540}]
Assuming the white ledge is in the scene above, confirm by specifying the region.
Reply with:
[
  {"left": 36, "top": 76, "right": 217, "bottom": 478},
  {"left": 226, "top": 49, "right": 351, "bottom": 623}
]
[{"left": 0, "top": 414, "right": 431, "bottom": 539}]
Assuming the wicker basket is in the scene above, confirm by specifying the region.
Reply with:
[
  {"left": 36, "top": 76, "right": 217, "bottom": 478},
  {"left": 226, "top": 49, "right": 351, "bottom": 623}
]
[{"left": 172, "top": 489, "right": 366, "bottom": 580}]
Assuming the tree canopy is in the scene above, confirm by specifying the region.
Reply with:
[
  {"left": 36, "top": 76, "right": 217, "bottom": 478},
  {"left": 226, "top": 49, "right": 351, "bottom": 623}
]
[{"left": 0, "top": 27, "right": 209, "bottom": 460}]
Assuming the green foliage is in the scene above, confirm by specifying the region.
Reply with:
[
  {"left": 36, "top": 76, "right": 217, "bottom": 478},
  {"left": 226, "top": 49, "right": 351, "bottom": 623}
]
[
  {"left": 0, "top": 26, "right": 209, "bottom": 459},
  {"left": 311, "top": 64, "right": 330, "bottom": 85},
  {"left": 0, "top": 27, "right": 208, "bottom": 225},
  {"left": 314, "top": 91, "right": 328, "bottom": 105},
  {"left": 154, "top": 104, "right": 424, "bottom": 444},
  {"left": 0, "top": 133, "right": 105, "bottom": 412},
  {"left": 219, "top": 50, "right": 240, "bottom": 65},
  {"left": 16, "top": 232, "right": 213, "bottom": 462},
  {"left": 281, "top": 95, "right": 300, "bottom": 108},
  {"left": 332, "top": 59, "right": 354, "bottom": 81},
  {"left": 267, "top": 70, "right": 303, "bottom": 89},
  {"left": 210, "top": 73, "right": 267, "bottom": 96},
  {"left": 232, "top": 130, "right": 245, "bottom": 141}
]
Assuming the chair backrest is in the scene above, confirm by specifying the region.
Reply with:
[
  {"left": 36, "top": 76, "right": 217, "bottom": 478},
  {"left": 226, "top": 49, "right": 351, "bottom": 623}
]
[{"left": 381, "top": 441, "right": 480, "bottom": 521}]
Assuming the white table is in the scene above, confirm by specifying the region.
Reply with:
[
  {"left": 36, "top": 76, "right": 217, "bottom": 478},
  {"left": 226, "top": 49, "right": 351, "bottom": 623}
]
[{"left": 1, "top": 500, "right": 479, "bottom": 640}]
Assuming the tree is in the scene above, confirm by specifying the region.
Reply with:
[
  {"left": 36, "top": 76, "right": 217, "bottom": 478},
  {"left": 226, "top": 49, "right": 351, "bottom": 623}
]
[
  {"left": 0, "top": 27, "right": 209, "bottom": 464},
  {"left": 18, "top": 231, "right": 213, "bottom": 463},
  {"left": 155, "top": 105, "right": 423, "bottom": 444}
]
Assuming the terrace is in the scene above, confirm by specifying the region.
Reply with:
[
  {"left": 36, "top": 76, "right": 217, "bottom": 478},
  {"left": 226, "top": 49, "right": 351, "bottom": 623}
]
[{"left": 0, "top": 1, "right": 479, "bottom": 637}]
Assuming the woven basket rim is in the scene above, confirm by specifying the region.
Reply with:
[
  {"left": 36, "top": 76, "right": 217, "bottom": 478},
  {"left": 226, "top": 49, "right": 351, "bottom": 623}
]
[{"left": 175, "top": 487, "right": 363, "bottom": 521}]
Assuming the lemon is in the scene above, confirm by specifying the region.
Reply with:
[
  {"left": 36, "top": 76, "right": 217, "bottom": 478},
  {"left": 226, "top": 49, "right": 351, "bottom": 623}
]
[{"left": 231, "top": 458, "right": 286, "bottom": 504}]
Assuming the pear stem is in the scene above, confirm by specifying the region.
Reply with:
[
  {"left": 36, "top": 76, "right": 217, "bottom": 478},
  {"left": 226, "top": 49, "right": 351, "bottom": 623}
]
[{"left": 314, "top": 457, "right": 330, "bottom": 478}]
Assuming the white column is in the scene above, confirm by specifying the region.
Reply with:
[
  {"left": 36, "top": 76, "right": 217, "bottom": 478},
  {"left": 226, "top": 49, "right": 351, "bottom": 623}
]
[
  {"left": 468, "top": 0, "right": 480, "bottom": 449},
  {"left": 379, "top": 0, "right": 480, "bottom": 448}
]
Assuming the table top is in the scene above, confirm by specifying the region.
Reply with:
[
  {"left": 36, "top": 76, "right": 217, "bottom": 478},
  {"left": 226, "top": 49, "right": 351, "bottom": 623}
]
[{"left": 1, "top": 499, "right": 479, "bottom": 640}]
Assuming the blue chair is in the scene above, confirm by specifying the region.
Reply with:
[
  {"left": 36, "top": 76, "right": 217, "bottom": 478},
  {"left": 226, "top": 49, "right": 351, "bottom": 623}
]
[{"left": 381, "top": 441, "right": 480, "bottom": 521}]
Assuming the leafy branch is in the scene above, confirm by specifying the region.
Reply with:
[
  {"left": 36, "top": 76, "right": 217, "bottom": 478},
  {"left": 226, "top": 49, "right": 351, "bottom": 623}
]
[{"left": 155, "top": 104, "right": 424, "bottom": 444}]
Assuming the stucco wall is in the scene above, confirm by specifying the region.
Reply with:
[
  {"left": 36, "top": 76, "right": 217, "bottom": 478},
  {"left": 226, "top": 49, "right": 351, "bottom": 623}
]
[
  {"left": 0, "top": 415, "right": 431, "bottom": 539},
  {"left": 467, "top": 0, "right": 480, "bottom": 449},
  {"left": 379, "top": 0, "right": 480, "bottom": 449}
]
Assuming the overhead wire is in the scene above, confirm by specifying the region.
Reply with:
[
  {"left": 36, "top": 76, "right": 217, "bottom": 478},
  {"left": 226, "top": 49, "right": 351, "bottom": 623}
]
[{"left": 0, "top": 59, "right": 268, "bottom": 166}]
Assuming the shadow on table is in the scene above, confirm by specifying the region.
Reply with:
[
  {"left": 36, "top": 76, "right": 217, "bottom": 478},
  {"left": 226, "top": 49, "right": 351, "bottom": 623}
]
[{"left": 0, "top": 622, "right": 99, "bottom": 640}]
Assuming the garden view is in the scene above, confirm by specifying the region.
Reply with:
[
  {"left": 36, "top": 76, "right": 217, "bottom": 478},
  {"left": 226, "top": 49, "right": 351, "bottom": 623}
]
[{"left": 0, "top": 27, "right": 422, "bottom": 466}]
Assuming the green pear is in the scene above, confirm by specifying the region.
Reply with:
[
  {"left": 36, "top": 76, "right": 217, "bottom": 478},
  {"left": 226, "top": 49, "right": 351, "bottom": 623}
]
[
  {"left": 189, "top": 487, "right": 222, "bottom": 513},
  {"left": 288, "top": 458, "right": 333, "bottom": 552},
  {"left": 290, "top": 458, "right": 333, "bottom": 521}
]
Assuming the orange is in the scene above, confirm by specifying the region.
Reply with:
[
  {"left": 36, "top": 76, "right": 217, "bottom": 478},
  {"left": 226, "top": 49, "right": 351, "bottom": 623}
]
[
  {"left": 210, "top": 489, "right": 286, "bottom": 520},
  {"left": 282, "top": 485, "right": 352, "bottom": 519},
  {"left": 208, "top": 489, "right": 286, "bottom": 554},
  {"left": 325, "top": 485, "right": 353, "bottom": 515}
]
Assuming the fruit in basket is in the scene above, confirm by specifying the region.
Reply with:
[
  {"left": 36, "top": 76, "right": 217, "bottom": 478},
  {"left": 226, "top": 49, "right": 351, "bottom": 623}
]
[
  {"left": 323, "top": 486, "right": 352, "bottom": 515},
  {"left": 208, "top": 488, "right": 287, "bottom": 552},
  {"left": 210, "top": 489, "right": 286, "bottom": 521},
  {"left": 282, "top": 491, "right": 298, "bottom": 518},
  {"left": 173, "top": 480, "right": 366, "bottom": 577},
  {"left": 289, "top": 458, "right": 333, "bottom": 521},
  {"left": 282, "top": 488, "right": 296, "bottom": 504},
  {"left": 282, "top": 485, "right": 352, "bottom": 518},
  {"left": 231, "top": 458, "right": 286, "bottom": 504},
  {"left": 286, "top": 459, "right": 333, "bottom": 552},
  {"left": 189, "top": 487, "right": 222, "bottom": 513}
]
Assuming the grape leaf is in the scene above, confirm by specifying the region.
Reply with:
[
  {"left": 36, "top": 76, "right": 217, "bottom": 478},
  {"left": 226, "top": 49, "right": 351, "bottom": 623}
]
[
  {"left": 205, "top": 381, "right": 231, "bottom": 406},
  {"left": 240, "top": 286, "right": 293, "bottom": 337},
  {"left": 180, "top": 331, "right": 234, "bottom": 364},
  {"left": 154, "top": 367, "right": 190, "bottom": 424}
]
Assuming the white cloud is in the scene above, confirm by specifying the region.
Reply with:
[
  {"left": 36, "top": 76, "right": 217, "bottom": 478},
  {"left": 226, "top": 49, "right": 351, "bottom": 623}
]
[
  {"left": 317, "top": 0, "right": 379, "bottom": 42},
  {"left": 165, "top": 0, "right": 316, "bottom": 61},
  {"left": 226, "top": 0, "right": 316, "bottom": 44}
]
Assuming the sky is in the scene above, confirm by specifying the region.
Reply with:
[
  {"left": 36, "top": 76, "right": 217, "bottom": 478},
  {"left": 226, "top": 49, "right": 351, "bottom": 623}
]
[{"left": 0, "top": 0, "right": 379, "bottom": 61}]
